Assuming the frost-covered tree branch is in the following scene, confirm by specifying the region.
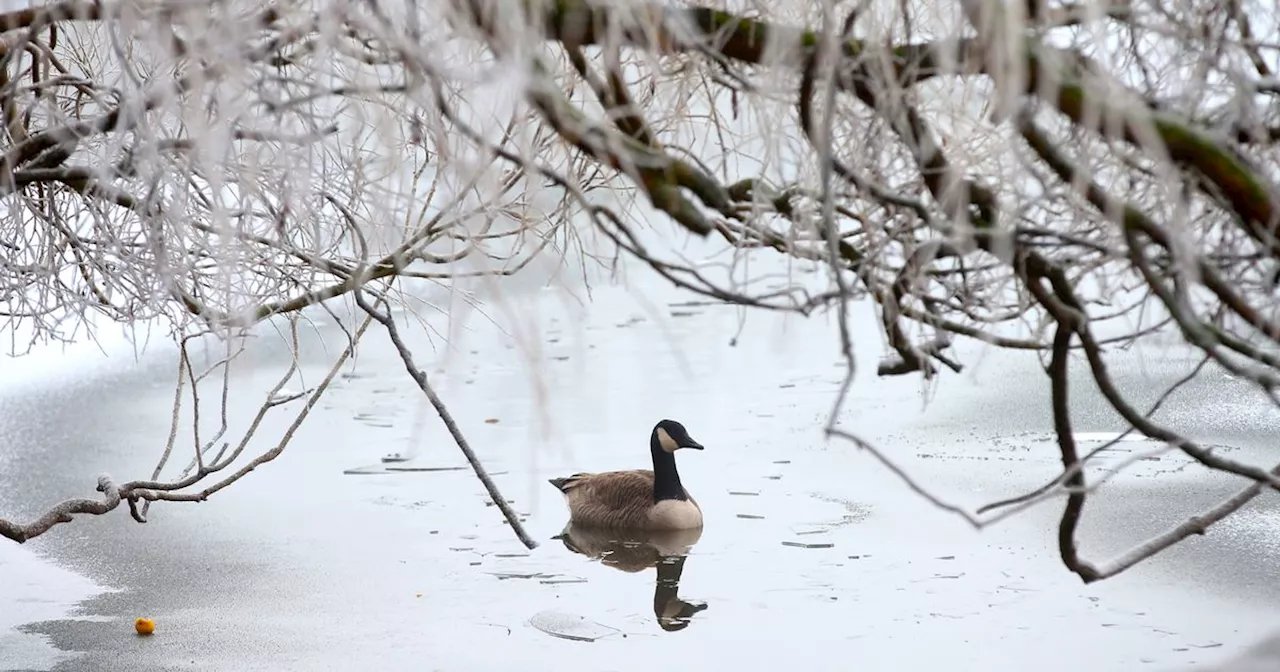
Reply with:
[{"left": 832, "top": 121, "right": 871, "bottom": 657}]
[
  {"left": 3, "top": 0, "right": 1280, "bottom": 582},
  {"left": 0, "top": 0, "right": 578, "bottom": 542},
  {"left": 443, "top": 0, "right": 1280, "bottom": 581},
  {"left": 0, "top": 314, "right": 369, "bottom": 543}
]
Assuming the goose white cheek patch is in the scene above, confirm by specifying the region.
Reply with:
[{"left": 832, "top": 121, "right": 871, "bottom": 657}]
[{"left": 656, "top": 427, "right": 679, "bottom": 453}]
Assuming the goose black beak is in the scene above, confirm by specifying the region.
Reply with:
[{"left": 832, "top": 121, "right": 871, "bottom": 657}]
[{"left": 682, "top": 438, "right": 704, "bottom": 450}]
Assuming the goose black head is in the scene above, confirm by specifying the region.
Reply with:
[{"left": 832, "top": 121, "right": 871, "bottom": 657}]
[{"left": 653, "top": 419, "right": 704, "bottom": 454}]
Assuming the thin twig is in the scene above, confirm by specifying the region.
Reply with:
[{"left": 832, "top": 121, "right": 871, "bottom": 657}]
[{"left": 353, "top": 289, "right": 538, "bottom": 550}]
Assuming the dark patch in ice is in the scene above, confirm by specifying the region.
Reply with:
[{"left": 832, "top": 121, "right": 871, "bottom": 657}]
[{"left": 781, "top": 541, "right": 834, "bottom": 549}]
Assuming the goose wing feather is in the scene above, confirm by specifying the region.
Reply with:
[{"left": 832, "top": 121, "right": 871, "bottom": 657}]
[
  {"left": 560, "top": 470, "right": 658, "bottom": 527},
  {"left": 564, "top": 469, "right": 655, "bottom": 505}
]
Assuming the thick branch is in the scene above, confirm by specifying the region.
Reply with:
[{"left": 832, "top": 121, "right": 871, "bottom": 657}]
[
  {"left": 1048, "top": 321, "right": 1100, "bottom": 582},
  {"left": 0, "top": 476, "right": 120, "bottom": 543},
  {"left": 505, "top": 0, "right": 1279, "bottom": 255}
]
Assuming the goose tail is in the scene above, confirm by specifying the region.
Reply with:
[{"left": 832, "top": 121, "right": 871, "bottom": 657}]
[{"left": 549, "top": 473, "right": 588, "bottom": 493}]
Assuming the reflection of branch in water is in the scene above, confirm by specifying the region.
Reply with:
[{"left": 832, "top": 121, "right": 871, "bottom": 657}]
[{"left": 555, "top": 523, "right": 709, "bottom": 632}]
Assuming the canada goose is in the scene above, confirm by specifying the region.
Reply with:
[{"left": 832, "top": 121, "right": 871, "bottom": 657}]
[{"left": 548, "top": 419, "right": 705, "bottom": 531}]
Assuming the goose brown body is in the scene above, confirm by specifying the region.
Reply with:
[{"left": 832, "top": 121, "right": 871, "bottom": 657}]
[
  {"left": 551, "top": 470, "right": 702, "bottom": 530},
  {"left": 549, "top": 420, "right": 705, "bottom": 531}
]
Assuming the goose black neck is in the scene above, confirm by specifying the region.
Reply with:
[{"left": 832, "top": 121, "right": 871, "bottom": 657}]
[{"left": 650, "top": 437, "right": 687, "bottom": 502}]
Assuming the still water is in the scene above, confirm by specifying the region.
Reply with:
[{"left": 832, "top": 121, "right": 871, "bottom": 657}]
[{"left": 2, "top": 271, "right": 1278, "bottom": 671}]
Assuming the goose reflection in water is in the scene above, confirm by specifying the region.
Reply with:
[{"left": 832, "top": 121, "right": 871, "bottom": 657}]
[{"left": 554, "top": 523, "right": 709, "bottom": 632}]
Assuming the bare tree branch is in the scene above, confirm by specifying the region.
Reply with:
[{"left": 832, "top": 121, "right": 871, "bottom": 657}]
[{"left": 6, "top": 0, "right": 1280, "bottom": 582}]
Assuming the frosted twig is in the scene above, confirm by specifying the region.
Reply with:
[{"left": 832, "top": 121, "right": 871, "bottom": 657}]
[{"left": 354, "top": 289, "right": 538, "bottom": 550}]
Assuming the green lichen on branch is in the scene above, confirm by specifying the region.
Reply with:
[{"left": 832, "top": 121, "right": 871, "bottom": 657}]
[
  {"left": 529, "top": 0, "right": 967, "bottom": 81},
  {"left": 516, "top": 0, "right": 1278, "bottom": 241},
  {"left": 1025, "top": 46, "right": 1278, "bottom": 245}
]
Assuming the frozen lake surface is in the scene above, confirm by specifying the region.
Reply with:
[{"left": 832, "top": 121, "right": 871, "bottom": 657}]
[{"left": 2, "top": 263, "right": 1279, "bottom": 671}]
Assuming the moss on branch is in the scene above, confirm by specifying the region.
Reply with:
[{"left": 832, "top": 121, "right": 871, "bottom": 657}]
[{"left": 509, "top": 0, "right": 1278, "bottom": 242}]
